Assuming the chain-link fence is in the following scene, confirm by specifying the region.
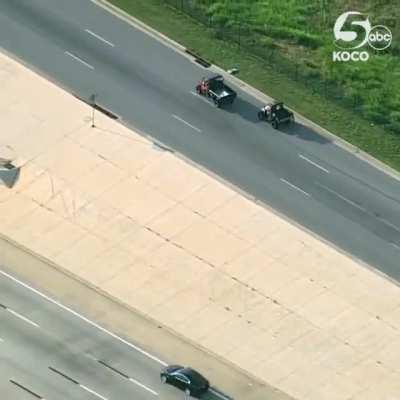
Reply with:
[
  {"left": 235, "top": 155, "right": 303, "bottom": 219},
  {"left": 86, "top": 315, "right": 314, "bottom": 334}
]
[{"left": 162, "top": 0, "right": 365, "bottom": 113}]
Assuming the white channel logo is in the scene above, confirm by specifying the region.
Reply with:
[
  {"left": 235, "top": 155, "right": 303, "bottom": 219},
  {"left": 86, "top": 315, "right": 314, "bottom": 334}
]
[{"left": 333, "top": 11, "right": 392, "bottom": 62}]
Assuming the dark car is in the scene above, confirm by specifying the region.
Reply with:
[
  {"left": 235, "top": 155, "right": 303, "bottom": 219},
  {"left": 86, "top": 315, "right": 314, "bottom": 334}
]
[
  {"left": 195, "top": 74, "right": 237, "bottom": 107},
  {"left": 258, "top": 101, "right": 295, "bottom": 129},
  {"left": 160, "top": 365, "right": 210, "bottom": 397}
]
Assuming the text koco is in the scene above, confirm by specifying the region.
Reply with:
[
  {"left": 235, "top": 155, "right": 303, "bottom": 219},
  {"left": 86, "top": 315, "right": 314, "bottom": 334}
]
[{"left": 332, "top": 51, "right": 369, "bottom": 62}]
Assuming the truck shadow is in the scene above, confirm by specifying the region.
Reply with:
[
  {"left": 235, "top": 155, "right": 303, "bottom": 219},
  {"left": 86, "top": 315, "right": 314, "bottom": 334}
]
[
  {"left": 279, "top": 122, "right": 331, "bottom": 144},
  {"left": 224, "top": 97, "right": 261, "bottom": 123}
]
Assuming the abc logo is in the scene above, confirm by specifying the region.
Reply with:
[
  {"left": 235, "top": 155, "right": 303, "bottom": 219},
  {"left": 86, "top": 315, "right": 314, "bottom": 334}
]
[{"left": 368, "top": 25, "right": 392, "bottom": 50}]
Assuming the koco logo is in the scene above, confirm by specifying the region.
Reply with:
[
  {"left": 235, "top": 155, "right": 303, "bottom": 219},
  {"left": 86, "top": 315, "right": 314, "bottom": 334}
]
[{"left": 332, "top": 11, "right": 392, "bottom": 62}]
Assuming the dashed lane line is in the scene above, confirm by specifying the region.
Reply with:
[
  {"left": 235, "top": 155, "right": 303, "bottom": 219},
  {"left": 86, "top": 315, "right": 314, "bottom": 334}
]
[
  {"left": 129, "top": 378, "right": 158, "bottom": 396},
  {"left": 7, "top": 308, "right": 39, "bottom": 328},
  {"left": 65, "top": 51, "right": 94, "bottom": 70},
  {"left": 280, "top": 178, "right": 311, "bottom": 197},
  {"left": 0, "top": 302, "right": 39, "bottom": 328},
  {"left": 85, "top": 29, "right": 115, "bottom": 47},
  {"left": 0, "top": 269, "right": 167, "bottom": 366},
  {"left": 80, "top": 385, "right": 108, "bottom": 400},
  {"left": 298, "top": 154, "right": 330, "bottom": 173},
  {"left": 172, "top": 114, "right": 202, "bottom": 133},
  {"left": 50, "top": 366, "right": 109, "bottom": 400},
  {"left": 95, "top": 359, "right": 158, "bottom": 395},
  {"left": 316, "top": 182, "right": 367, "bottom": 213},
  {"left": 379, "top": 217, "right": 400, "bottom": 234},
  {"left": 190, "top": 91, "right": 213, "bottom": 106}
]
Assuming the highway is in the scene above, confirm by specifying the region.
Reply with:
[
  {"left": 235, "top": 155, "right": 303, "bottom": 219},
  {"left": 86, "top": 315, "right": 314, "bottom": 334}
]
[
  {"left": 0, "top": 0, "right": 400, "bottom": 280},
  {"left": 0, "top": 269, "right": 227, "bottom": 400}
]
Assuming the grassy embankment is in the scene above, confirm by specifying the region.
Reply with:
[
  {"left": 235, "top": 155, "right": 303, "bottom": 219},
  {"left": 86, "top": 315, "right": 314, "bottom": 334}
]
[{"left": 109, "top": 0, "right": 400, "bottom": 171}]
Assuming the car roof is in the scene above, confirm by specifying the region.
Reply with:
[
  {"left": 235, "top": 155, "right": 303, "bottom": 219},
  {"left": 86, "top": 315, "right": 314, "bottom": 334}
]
[{"left": 180, "top": 368, "right": 208, "bottom": 384}]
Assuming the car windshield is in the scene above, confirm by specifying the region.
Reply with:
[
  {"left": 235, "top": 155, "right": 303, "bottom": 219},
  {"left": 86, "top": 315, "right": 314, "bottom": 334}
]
[
  {"left": 165, "top": 365, "right": 182, "bottom": 373},
  {"left": 209, "top": 79, "right": 223, "bottom": 91},
  {"left": 175, "top": 373, "right": 190, "bottom": 383}
]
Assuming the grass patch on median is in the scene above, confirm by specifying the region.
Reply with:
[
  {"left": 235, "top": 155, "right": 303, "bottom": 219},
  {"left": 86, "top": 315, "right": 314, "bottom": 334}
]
[{"left": 108, "top": 0, "right": 400, "bottom": 171}]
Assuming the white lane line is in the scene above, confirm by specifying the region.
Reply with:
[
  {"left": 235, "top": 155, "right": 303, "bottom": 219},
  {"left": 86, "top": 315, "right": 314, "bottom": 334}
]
[
  {"left": 80, "top": 385, "right": 108, "bottom": 400},
  {"left": 0, "top": 337, "right": 4, "bottom": 342},
  {"left": 7, "top": 308, "right": 39, "bottom": 328},
  {"left": 129, "top": 377, "right": 158, "bottom": 396},
  {"left": 380, "top": 218, "right": 400, "bottom": 234},
  {"left": 190, "top": 91, "right": 213, "bottom": 106},
  {"left": 298, "top": 154, "right": 329, "bottom": 173},
  {"left": 316, "top": 182, "right": 367, "bottom": 212},
  {"left": 280, "top": 178, "right": 310, "bottom": 197},
  {"left": 390, "top": 242, "right": 400, "bottom": 250},
  {"left": 65, "top": 51, "right": 94, "bottom": 70},
  {"left": 172, "top": 114, "right": 202, "bottom": 133},
  {"left": 0, "top": 269, "right": 167, "bottom": 366},
  {"left": 85, "top": 29, "right": 115, "bottom": 47}
]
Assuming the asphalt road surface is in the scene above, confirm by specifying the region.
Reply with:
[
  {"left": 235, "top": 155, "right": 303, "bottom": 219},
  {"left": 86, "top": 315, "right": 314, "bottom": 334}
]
[
  {"left": 1, "top": 0, "right": 400, "bottom": 280},
  {"left": 0, "top": 269, "right": 227, "bottom": 400}
]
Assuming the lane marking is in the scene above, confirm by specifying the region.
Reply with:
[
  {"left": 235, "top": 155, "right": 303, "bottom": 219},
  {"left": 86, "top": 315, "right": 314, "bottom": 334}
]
[
  {"left": 7, "top": 308, "right": 39, "bottom": 328},
  {"left": 390, "top": 242, "right": 400, "bottom": 250},
  {"left": 49, "top": 366, "right": 79, "bottom": 385},
  {"left": 65, "top": 51, "right": 94, "bottom": 70},
  {"left": 10, "top": 380, "right": 44, "bottom": 399},
  {"left": 80, "top": 385, "right": 108, "bottom": 400},
  {"left": 317, "top": 183, "right": 400, "bottom": 237},
  {"left": 95, "top": 358, "right": 158, "bottom": 395},
  {"left": 298, "top": 154, "right": 329, "bottom": 173},
  {"left": 190, "top": 91, "right": 213, "bottom": 106},
  {"left": 0, "top": 337, "right": 4, "bottom": 342},
  {"left": 280, "top": 178, "right": 310, "bottom": 197},
  {"left": 0, "top": 269, "right": 167, "bottom": 366},
  {"left": 129, "top": 377, "right": 158, "bottom": 396},
  {"left": 49, "top": 366, "right": 111, "bottom": 400},
  {"left": 97, "top": 360, "right": 129, "bottom": 379},
  {"left": 172, "top": 114, "right": 202, "bottom": 133},
  {"left": 85, "top": 29, "right": 115, "bottom": 47},
  {"left": 316, "top": 182, "right": 367, "bottom": 212},
  {"left": 380, "top": 218, "right": 400, "bottom": 234}
]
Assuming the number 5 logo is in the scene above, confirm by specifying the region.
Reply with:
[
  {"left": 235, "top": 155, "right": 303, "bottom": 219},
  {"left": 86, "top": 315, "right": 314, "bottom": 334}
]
[{"left": 334, "top": 11, "right": 371, "bottom": 49}]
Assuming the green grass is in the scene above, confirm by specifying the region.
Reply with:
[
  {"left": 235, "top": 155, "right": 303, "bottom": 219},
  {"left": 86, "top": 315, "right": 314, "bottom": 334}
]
[{"left": 109, "top": 0, "right": 400, "bottom": 171}]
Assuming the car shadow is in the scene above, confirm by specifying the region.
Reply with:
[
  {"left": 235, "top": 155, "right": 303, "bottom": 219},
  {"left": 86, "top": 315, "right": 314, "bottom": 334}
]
[
  {"left": 279, "top": 121, "right": 331, "bottom": 144},
  {"left": 201, "top": 387, "right": 233, "bottom": 400}
]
